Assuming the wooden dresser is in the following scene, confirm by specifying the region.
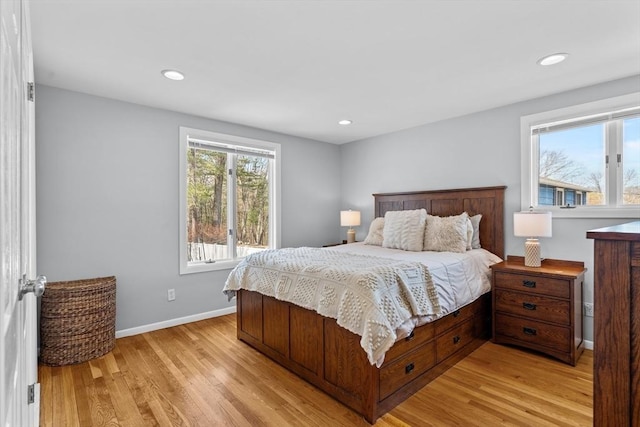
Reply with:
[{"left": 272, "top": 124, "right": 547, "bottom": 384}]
[{"left": 587, "top": 221, "right": 640, "bottom": 427}]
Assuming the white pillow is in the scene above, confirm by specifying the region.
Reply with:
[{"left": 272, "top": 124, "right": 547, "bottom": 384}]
[
  {"left": 469, "top": 213, "right": 482, "bottom": 249},
  {"left": 382, "top": 209, "right": 427, "bottom": 252},
  {"left": 364, "top": 217, "right": 385, "bottom": 246},
  {"left": 466, "top": 218, "right": 473, "bottom": 250},
  {"left": 423, "top": 212, "right": 469, "bottom": 253}
]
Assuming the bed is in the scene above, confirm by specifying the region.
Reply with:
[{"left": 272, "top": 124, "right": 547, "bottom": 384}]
[{"left": 224, "top": 186, "right": 505, "bottom": 423}]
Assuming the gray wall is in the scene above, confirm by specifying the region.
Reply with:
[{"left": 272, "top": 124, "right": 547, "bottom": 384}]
[
  {"left": 36, "top": 76, "right": 640, "bottom": 340},
  {"left": 339, "top": 74, "right": 640, "bottom": 343},
  {"left": 35, "top": 85, "right": 341, "bottom": 331}
]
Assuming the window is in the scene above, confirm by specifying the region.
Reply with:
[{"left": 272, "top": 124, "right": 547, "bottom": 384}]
[
  {"left": 555, "top": 188, "right": 564, "bottom": 206},
  {"left": 521, "top": 93, "right": 640, "bottom": 218},
  {"left": 179, "top": 127, "right": 280, "bottom": 274}
]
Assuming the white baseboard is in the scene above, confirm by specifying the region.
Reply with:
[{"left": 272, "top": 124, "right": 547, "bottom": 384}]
[
  {"left": 584, "top": 339, "right": 593, "bottom": 350},
  {"left": 115, "top": 306, "right": 237, "bottom": 339}
]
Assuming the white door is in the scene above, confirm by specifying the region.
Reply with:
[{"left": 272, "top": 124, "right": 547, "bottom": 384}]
[{"left": 1, "top": 0, "right": 42, "bottom": 426}]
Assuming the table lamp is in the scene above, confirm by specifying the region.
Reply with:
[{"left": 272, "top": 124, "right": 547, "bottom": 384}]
[
  {"left": 513, "top": 208, "right": 552, "bottom": 267},
  {"left": 340, "top": 210, "right": 361, "bottom": 244}
]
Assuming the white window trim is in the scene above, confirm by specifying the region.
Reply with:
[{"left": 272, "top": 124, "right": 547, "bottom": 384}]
[
  {"left": 520, "top": 92, "right": 640, "bottom": 218},
  {"left": 179, "top": 127, "right": 281, "bottom": 274}
]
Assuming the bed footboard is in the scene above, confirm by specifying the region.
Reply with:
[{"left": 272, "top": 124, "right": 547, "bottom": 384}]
[{"left": 236, "top": 289, "right": 491, "bottom": 423}]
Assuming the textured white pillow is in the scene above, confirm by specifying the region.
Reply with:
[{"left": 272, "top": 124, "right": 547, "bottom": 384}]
[
  {"left": 469, "top": 213, "right": 482, "bottom": 249},
  {"left": 364, "top": 217, "right": 385, "bottom": 246},
  {"left": 382, "top": 209, "right": 427, "bottom": 252},
  {"left": 466, "top": 218, "right": 473, "bottom": 250},
  {"left": 423, "top": 212, "right": 469, "bottom": 253}
]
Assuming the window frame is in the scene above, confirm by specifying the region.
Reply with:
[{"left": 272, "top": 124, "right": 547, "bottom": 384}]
[
  {"left": 520, "top": 92, "right": 640, "bottom": 218},
  {"left": 179, "top": 127, "right": 281, "bottom": 274}
]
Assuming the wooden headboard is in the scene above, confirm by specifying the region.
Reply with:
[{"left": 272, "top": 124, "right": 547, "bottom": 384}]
[{"left": 373, "top": 186, "right": 506, "bottom": 259}]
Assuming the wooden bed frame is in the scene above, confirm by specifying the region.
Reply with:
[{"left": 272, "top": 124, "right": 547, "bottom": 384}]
[{"left": 235, "top": 186, "right": 506, "bottom": 423}]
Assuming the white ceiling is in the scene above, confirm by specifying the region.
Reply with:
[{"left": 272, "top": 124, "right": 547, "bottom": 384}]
[{"left": 30, "top": 0, "right": 640, "bottom": 144}]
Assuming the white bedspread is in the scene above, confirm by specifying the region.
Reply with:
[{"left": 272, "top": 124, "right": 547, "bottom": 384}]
[
  {"left": 224, "top": 247, "right": 441, "bottom": 367},
  {"left": 330, "top": 243, "right": 502, "bottom": 331}
]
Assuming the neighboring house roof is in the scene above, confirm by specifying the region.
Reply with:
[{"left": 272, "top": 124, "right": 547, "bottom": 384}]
[{"left": 539, "top": 177, "right": 592, "bottom": 192}]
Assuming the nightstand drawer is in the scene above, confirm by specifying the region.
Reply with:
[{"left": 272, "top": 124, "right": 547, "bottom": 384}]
[
  {"left": 436, "top": 318, "right": 475, "bottom": 363},
  {"left": 379, "top": 340, "right": 436, "bottom": 400},
  {"left": 495, "top": 313, "right": 571, "bottom": 353},
  {"left": 494, "top": 290, "right": 571, "bottom": 325},
  {"left": 494, "top": 272, "right": 570, "bottom": 299}
]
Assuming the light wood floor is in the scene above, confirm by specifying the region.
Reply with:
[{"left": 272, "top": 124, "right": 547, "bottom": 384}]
[{"left": 39, "top": 314, "right": 593, "bottom": 426}]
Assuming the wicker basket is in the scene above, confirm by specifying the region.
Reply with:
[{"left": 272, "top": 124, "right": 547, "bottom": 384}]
[{"left": 40, "top": 276, "right": 116, "bottom": 366}]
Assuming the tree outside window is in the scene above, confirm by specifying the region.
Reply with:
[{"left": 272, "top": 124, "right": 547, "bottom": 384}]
[{"left": 179, "top": 127, "right": 279, "bottom": 274}]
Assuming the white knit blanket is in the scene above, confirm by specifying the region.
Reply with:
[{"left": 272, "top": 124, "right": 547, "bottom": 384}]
[{"left": 223, "top": 247, "right": 441, "bottom": 367}]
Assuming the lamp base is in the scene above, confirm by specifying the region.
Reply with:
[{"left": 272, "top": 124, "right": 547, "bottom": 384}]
[
  {"left": 347, "top": 229, "right": 356, "bottom": 244},
  {"left": 524, "top": 238, "right": 541, "bottom": 267}
]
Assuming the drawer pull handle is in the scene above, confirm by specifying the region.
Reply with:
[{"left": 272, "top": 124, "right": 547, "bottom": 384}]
[
  {"left": 453, "top": 335, "right": 461, "bottom": 344},
  {"left": 523, "top": 302, "right": 537, "bottom": 310},
  {"left": 523, "top": 327, "right": 537, "bottom": 336},
  {"left": 405, "top": 331, "right": 415, "bottom": 341},
  {"left": 453, "top": 310, "right": 461, "bottom": 317},
  {"left": 405, "top": 363, "right": 415, "bottom": 374},
  {"left": 522, "top": 280, "right": 536, "bottom": 288}
]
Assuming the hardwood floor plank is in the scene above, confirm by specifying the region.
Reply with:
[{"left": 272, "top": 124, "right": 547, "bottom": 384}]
[
  {"left": 71, "top": 365, "right": 95, "bottom": 427},
  {"left": 88, "top": 359, "right": 104, "bottom": 380},
  {"left": 108, "top": 347, "right": 159, "bottom": 426},
  {"left": 145, "top": 398, "right": 180, "bottom": 427},
  {"left": 38, "top": 365, "right": 53, "bottom": 427},
  {"left": 39, "top": 314, "right": 593, "bottom": 426},
  {"left": 101, "top": 371, "right": 148, "bottom": 426},
  {"left": 51, "top": 367, "right": 71, "bottom": 426},
  {"left": 116, "top": 338, "right": 190, "bottom": 426}
]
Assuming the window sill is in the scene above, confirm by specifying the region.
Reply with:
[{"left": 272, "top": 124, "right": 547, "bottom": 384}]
[
  {"left": 179, "top": 259, "right": 241, "bottom": 275},
  {"left": 523, "top": 205, "right": 640, "bottom": 219}
]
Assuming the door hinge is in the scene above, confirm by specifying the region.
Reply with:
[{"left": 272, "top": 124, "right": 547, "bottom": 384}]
[
  {"left": 27, "top": 82, "right": 35, "bottom": 102},
  {"left": 228, "top": 168, "right": 233, "bottom": 176},
  {"left": 27, "top": 384, "right": 35, "bottom": 404}
]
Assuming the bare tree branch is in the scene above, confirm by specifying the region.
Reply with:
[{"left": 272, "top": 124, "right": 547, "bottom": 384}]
[
  {"left": 539, "top": 149, "right": 585, "bottom": 182},
  {"left": 587, "top": 172, "right": 603, "bottom": 193}
]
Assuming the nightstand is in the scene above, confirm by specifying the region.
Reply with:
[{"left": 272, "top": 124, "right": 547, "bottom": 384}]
[
  {"left": 491, "top": 255, "right": 586, "bottom": 366},
  {"left": 322, "top": 240, "right": 349, "bottom": 247},
  {"left": 322, "top": 240, "right": 358, "bottom": 248}
]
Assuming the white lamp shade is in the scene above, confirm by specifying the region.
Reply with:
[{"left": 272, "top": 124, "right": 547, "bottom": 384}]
[
  {"left": 513, "top": 211, "right": 552, "bottom": 237},
  {"left": 340, "top": 210, "right": 361, "bottom": 227}
]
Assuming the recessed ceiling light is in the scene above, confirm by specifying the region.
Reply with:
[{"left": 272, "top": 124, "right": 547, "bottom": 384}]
[
  {"left": 537, "top": 53, "right": 569, "bottom": 66},
  {"left": 338, "top": 119, "right": 352, "bottom": 126},
  {"left": 161, "top": 69, "right": 185, "bottom": 80}
]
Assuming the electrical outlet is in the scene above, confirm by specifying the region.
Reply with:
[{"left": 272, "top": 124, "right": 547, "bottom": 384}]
[
  {"left": 167, "top": 288, "right": 176, "bottom": 301},
  {"left": 584, "top": 302, "right": 594, "bottom": 317}
]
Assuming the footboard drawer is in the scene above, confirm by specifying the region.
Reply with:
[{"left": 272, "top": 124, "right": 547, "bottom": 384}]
[
  {"left": 379, "top": 340, "right": 436, "bottom": 400},
  {"left": 384, "top": 323, "right": 435, "bottom": 364},
  {"left": 435, "top": 300, "right": 477, "bottom": 335},
  {"left": 436, "top": 318, "right": 475, "bottom": 363}
]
